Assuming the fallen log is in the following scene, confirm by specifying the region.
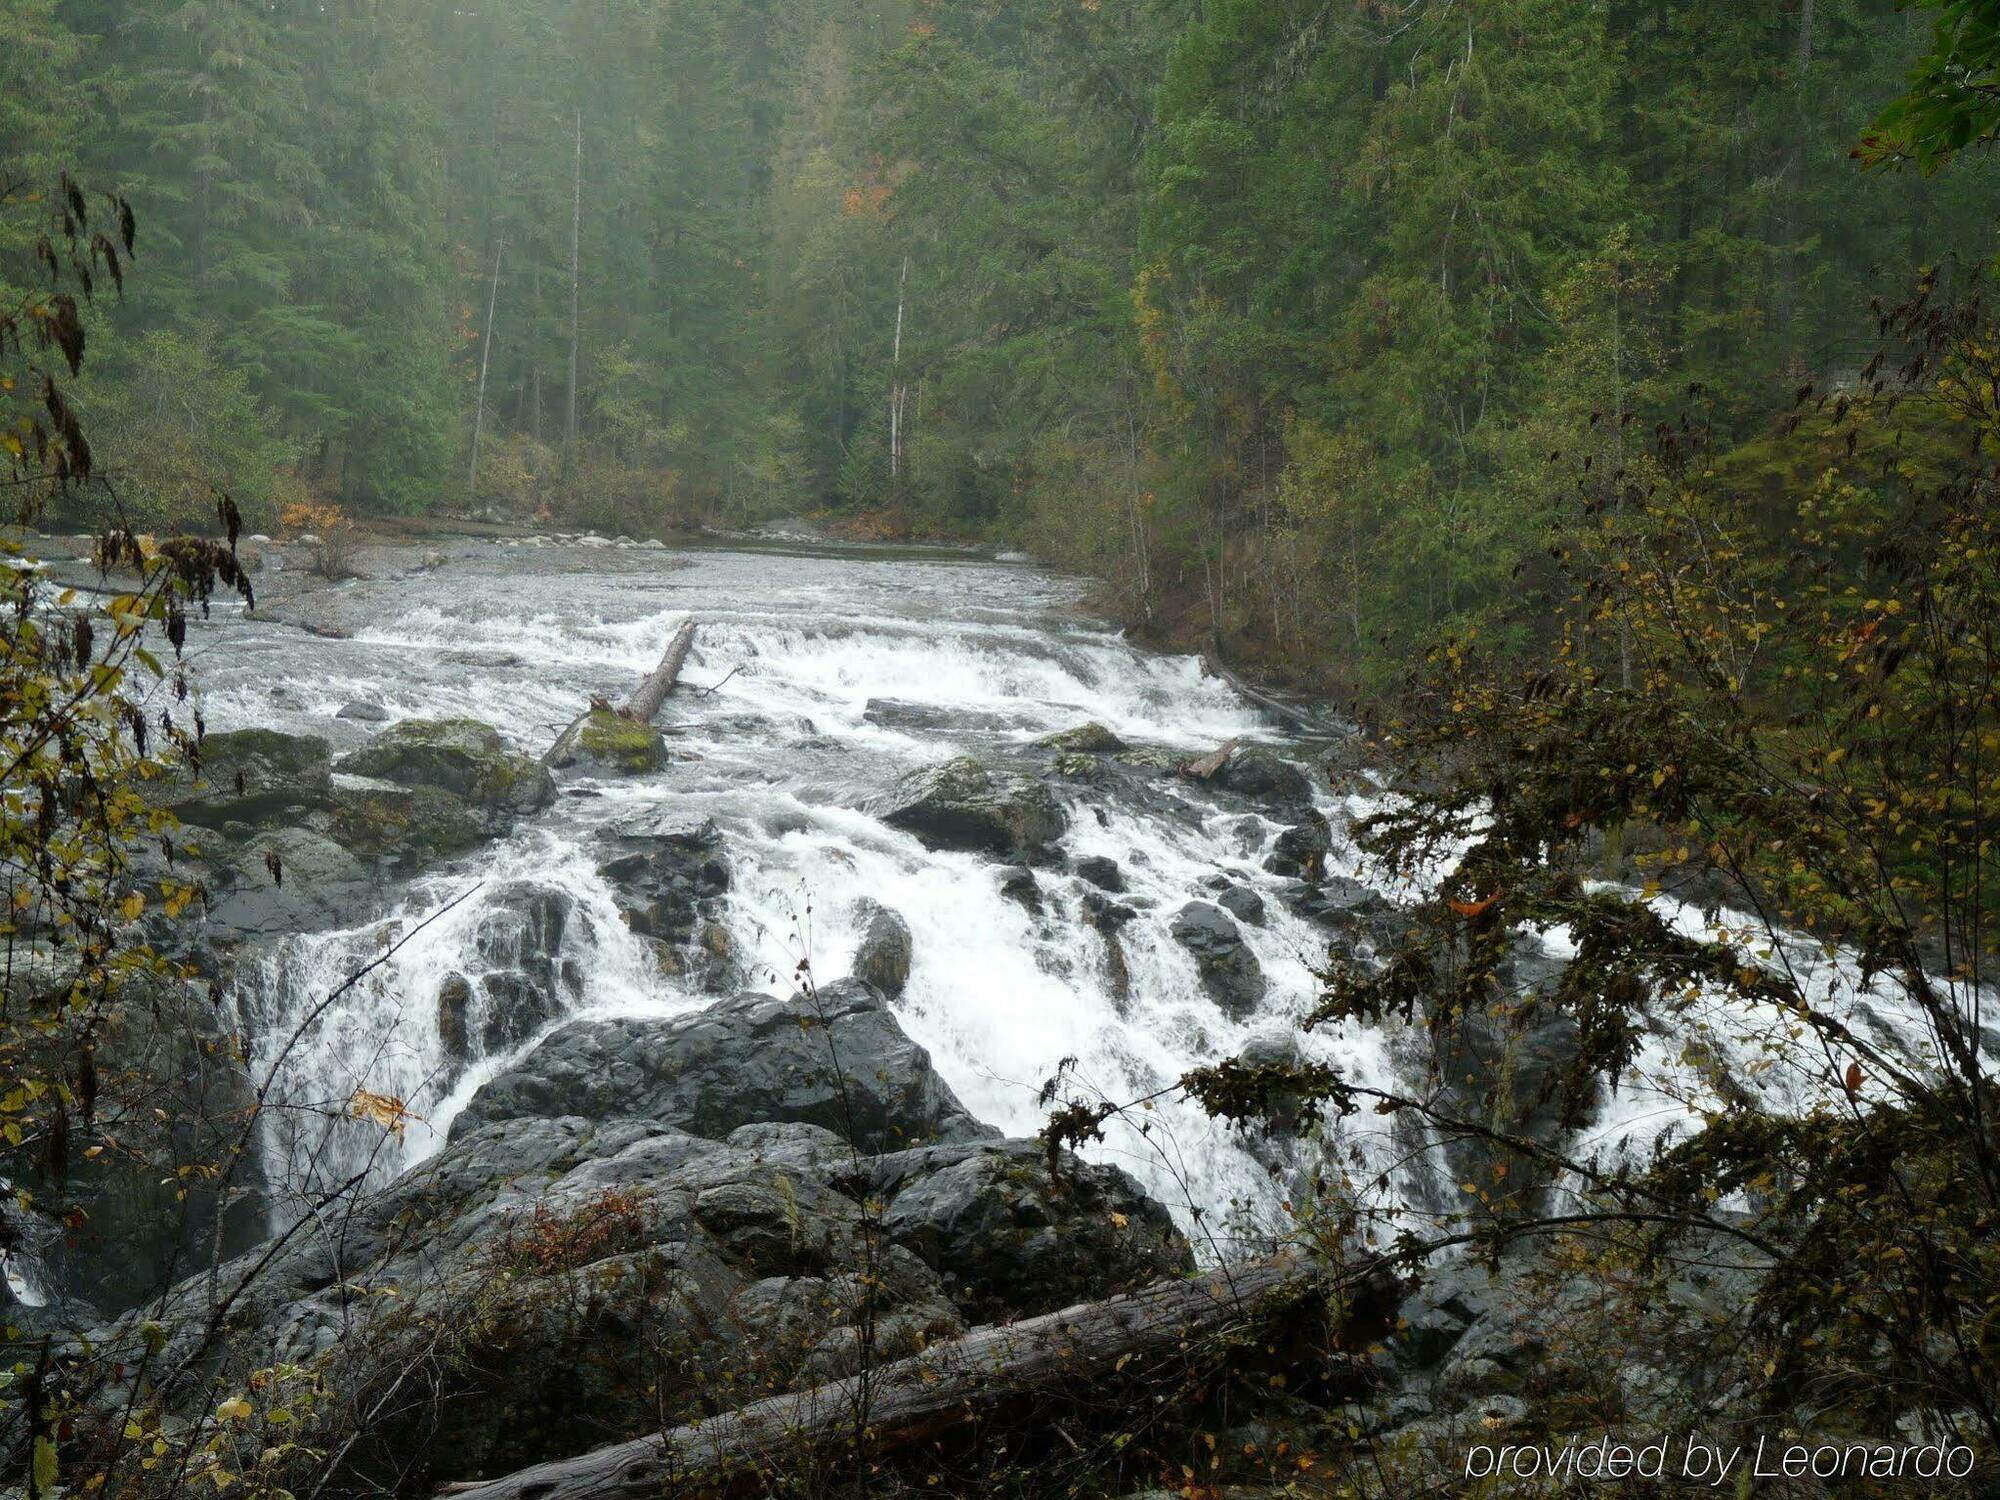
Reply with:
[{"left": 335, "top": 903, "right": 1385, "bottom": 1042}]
[
  {"left": 444, "top": 1253, "right": 1351, "bottom": 1500},
  {"left": 543, "top": 619, "right": 697, "bottom": 765},
  {"left": 1179, "top": 737, "right": 1241, "bottom": 781},
  {"left": 627, "top": 619, "right": 700, "bottom": 724},
  {"left": 1199, "top": 651, "right": 1326, "bottom": 733}
]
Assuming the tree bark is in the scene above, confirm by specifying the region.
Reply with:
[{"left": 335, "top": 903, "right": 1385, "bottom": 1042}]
[
  {"left": 442, "top": 1254, "right": 1341, "bottom": 1500},
  {"left": 563, "top": 108, "right": 583, "bottom": 483},
  {"left": 626, "top": 619, "right": 699, "bottom": 724},
  {"left": 542, "top": 620, "right": 698, "bottom": 766},
  {"left": 468, "top": 237, "right": 504, "bottom": 496}
]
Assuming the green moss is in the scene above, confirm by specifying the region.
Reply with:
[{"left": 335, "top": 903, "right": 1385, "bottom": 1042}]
[{"left": 574, "top": 710, "right": 669, "bottom": 774}]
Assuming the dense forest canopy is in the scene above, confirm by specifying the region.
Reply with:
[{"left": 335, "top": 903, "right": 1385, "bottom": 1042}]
[{"left": 2, "top": 0, "right": 1997, "bottom": 684}]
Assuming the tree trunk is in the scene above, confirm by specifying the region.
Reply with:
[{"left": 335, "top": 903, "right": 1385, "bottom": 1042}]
[
  {"left": 563, "top": 108, "right": 583, "bottom": 483},
  {"left": 542, "top": 620, "right": 698, "bottom": 766},
  {"left": 626, "top": 620, "right": 699, "bottom": 724},
  {"left": 468, "top": 237, "right": 504, "bottom": 496},
  {"left": 443, "top": 1254, "right": 1343, "bottom": 1500}
]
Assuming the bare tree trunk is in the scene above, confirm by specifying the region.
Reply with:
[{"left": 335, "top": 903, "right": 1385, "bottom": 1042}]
[
  {"left": 468, "top": 238, "right": 505, "bottom": 496},
  {"left": 563, "top": 108, "right": 583, "bottom": 483},
  {"left": 543, "top": 621, "right": 699, "bottom": 765},
  {"left": 889, "top": 255, "right": 910, "bottom": 482},
  {"left": 444, "top": 1255, "right": 1345, "bottom": 1500}
]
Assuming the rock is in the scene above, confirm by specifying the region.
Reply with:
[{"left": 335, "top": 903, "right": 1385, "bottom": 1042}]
[
  {"left": 437, "top": 974, "right": 473, "bottom": 1063},
  {"left": 319, "top": 777, "right": 485, "bottom": 869},
  {"left": 1083, "top": 890, "right": 1137, "bottom": 932},
  {"left": 1264, "top": 811, "right": 1332, "bottom": 880},
  {"left": 851, "top": 901, "right": 913, "bottom": 999},
  {"left": 876, "top": 757, "right": 1065, "bottom": 857},
  {"left": 548, "top": 708, "right": 668, "bottom": 776},
  {"left": 1211, "top": 745, "right": 1316, "bottom": 810},
  {"left": 1169, "top": 901, "right": 1267, "bottom": 1019},
  {"left": 339, "top": 718, "right": 555, "bottom": 827},
  {"left": 111, "top": 1105, "right": 1186, "bottom": 1493},
  {"left": 336, "top": 699, "right": 391, "bottom": 723},
  {"left": 1216, "top": 884, "right": 1266, "bottom": 925},
  {"left": 26, "top": 982, "right": 266, "bottom": 1315},
  {"left": 862, "top": 699, "right": 1022, "bottom": 736},
  {"left": 877, "top": 1139, "right": 1191, "bottom": 1321},
  {"left": 1035, "top": 722, "right": 1127, "bottom": 754},
  {"left": 202, "top": 827, "right": 372, "bottom": 937},
  {"left": 999, "top": 865, "right": 1042, "bottom": 914},
  {"left": 454, "top": 981, "right": 994, "bottom": 1152},
  {"left": 1075, "top": 854, "right": 1126, "bottom": 892},
  {"left": 150, "top": 728, "right": 333, "bottom": 831},
  {"left": 599, "top": 820, "right": 730, "bottom": 984}
]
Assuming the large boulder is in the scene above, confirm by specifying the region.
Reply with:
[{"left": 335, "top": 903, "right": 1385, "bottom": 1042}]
[
  {"left": 547, "top": 708, "right": 668, "bottom": 777},
  {"left": 319, "top": 776, "right": 487, "bottom": 869},
  {"left": 149, "top": 728, "right": 333, "bottom": 830},
  {"left": 199, "top": 827, "right": 374, "bottom": 938},
  {"left": 1034, "top": 722, "right": 1127, "bottom": 754},
  {"left": 1169, "top": 901, "right": 1267, "bottom": 1020},
  {"left": 339, "top": 718, "right": 554, "bottom": 826},
  {"left": 876, "top": 757, "right": 1065, "bottom": 857},
  {"left": 453, "top": 981, "right": 993, "bottom": 1151},
  {"left": 851, "top": 901, "right": 913, "bottom": 999},
  {"left": 22, "top": 983, "right": 266, "bottom": 1315},
  {"left": 877, "top": 1139, "right": 1190, "bottom": 1321},
  {"left": 110, "top": 1108, "right": 1188, "bottom": 1492},
  {"left": 1212, "top": 744, "right": 1316, "bottom": 812},
  {"left": 599, "top": 818, "right": 732, "bottom": 990}
]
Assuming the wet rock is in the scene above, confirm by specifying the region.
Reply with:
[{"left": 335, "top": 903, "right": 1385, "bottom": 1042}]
[
  {"left": 25, "top": 982, "right": 266, "bottom": 1315},
  {"left": 999, "top": 864, "right": 1042, "bottom": 913},
  {"left": 1216, "top": 884, "right": 1266, "bottom": 925},
  {"left": 319, "top": 777, "right": 485, "bottom": 869},
  {"left": 1035, "top": 722, "right": 1127, "bottom": 754},
  {"left": 1264, "top": 811, "right": 1332, "bottom": 880},
  {"left": 548, "top": 708, "right": 668, "bottom": 777},
  {"left": 851, "top": 901, "right": 913, "bottom": 999},
  {"left": 1083, "top": 890, "right": 1137, "bottom": 932},
  {"left": 112, "top": 1106, "right": 1184, "bottom": 1493},
  {"left": 877, "top": 1139, "right": 1191, "bottom": 1321},
  {"left": 204, "top": 827, "right": 372, "bottom": 937},
  {"left": 1169, "top": 901, "right": 1267, "bottom": 1019},
  {"left": 454, "top": 981, "right": 994, "bottom": 1152},
  {"left": 150, "top": 727, "right": 333, "bottom": 831},
  {"left": 1075, "top": 854, "right": 1126, "bottom": 892},
  {"left": 600, "top": 820, "right": 730, "bottom": 982},
  {"left": 1211, "top": 744, "right": 1316, "bottom": 811},
  {"left": 863, "top": 699, "right": 1022, "bottom": 736},
  {"left": 437, "top": 974, "right": 473, "bottom": 1063},
  {"left": 336, "top": 700, "right": 391, "bottom": 723},
  {"left": 876, "top": 757, "right": 1065, "bottom": 858},
  {"left": 339, "top": 718, "right": 555, "bottom": 828}
]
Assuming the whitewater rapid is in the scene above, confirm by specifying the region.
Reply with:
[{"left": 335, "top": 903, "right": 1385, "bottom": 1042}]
[{"left": 187, "top": 541, "right": 1416, "bottom": 1252}]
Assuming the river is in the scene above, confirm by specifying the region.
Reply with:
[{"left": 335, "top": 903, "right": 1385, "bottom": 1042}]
[{"left": 169, "top": 536, "right": 1418, "bottom": 1252}]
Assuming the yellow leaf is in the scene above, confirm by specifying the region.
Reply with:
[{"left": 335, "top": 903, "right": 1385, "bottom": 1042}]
[
  {"left": 348, "top": 1088, "right": 420, "bottom": 1139},
  {"left": 215, "top": 1397, "right": 253, "bottom": 1423}
]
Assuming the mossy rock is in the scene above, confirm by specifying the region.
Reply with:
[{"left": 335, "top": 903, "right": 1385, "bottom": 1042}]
[
  {"left": 146, "top": 727, "right": 333, "bottom": 831},
  {"left": 1034, "top": 721, "right": 1127, "bottom": 754},
  {"left": 321, "top": 778, "right": 487, "bottom": 868},
  {"left": 876, "top": 756, "right": 1066, "bottom": 856},
  {"left": 340, "top": 717, "right": 555, "bottom": 823},
  {"left": 552, "top": 709, "right": 669, "bottom": 776}
]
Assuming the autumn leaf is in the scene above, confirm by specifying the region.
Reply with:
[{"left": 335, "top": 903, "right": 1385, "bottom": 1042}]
[
  {"left": 1844, "top": 1061, "right": 1864, "bottom": 1097},
  {"left": 349, "top": 1089, "right": 421, "bottom": 1139},
  {"left": 1448, "top": 890, "right": 1503, "bottom": 918}
]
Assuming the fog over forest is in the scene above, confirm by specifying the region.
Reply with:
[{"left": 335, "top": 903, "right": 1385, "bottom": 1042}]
[{"left": 4, "top": 3, "right": 2000, "bottom": 1497}]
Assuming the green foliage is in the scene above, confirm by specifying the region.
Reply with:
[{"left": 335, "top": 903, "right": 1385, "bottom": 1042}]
[{"left": 1863, "top": 0, "right": 2000, "bottom": 170}]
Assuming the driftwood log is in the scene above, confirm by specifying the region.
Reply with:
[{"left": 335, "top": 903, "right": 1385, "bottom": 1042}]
[
  {"left": 444, "top": 1253, "right": 1349, "bottom": 1500},
  {"left": 543, "top": 619, "right": 698, "bottom": 765},
  {"left": 1199, "top": 651, "right": 1326, "bottom": 733}
]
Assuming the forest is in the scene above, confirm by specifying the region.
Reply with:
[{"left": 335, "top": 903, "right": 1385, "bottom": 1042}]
[
  {"left": 4, "top": 0, "right": 1994, "bottom": 685},
  {"left": 6, "top": 1, "right": 2000, "bottom": 1497}
]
